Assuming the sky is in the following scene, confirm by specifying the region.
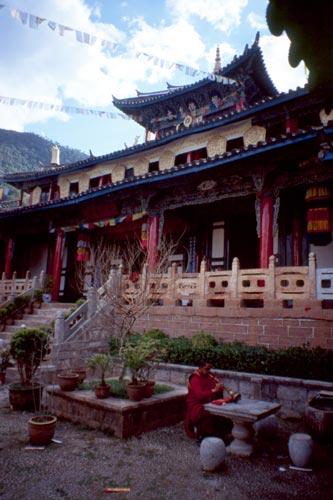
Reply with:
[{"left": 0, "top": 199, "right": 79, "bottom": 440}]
[{"left": 0, "top": 0, "right": 308, "bottom": 159}]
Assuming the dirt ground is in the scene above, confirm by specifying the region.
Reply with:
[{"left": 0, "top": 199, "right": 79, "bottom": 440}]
[{"left": 1, "top": 384, "right": 333, "bottom": 500}]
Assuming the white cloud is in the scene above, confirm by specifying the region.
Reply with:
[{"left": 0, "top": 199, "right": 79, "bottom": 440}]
[
  {"left": 166, "top": 0, "right": 248, "bottom": 33},
  {"left": 247, "top": 12, "right": 266, "bottom": 31},
  {"left": 260, "top": 34, "right": 308, "bottom": 92},
  {"left": 0, "top": 0, "right": 309, "bottom": 155}
]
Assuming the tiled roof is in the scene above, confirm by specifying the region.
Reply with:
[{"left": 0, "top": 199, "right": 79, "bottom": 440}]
[
  {"left": 1, "top": 85, "right": 309, "bottom": 186},
  {"left": 0, "top": 125, "right": 324, "bottom": 218},
  {"left": 113, "top": 33, "right": 278, "bottom": 110}
]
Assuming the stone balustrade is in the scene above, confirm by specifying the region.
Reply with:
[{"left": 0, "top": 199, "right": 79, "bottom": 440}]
[{"left": 125, "top": 253, "right": 321, "bottom": 308}]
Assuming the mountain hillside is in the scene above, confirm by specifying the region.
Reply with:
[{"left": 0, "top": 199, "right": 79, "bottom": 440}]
[{"left": 0, "top": 128, "right": 88, "bottom": 173}]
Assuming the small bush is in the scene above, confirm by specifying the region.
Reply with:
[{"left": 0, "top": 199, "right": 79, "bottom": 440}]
[
  {"left": 158, "top": 336, "right": 333, "bottom": 382},
  {"left": 191, "top": 332, "right": 218, "bottom": 348},
  {"left": 143, "top": 328, "right": 168, "bottom": 340}
]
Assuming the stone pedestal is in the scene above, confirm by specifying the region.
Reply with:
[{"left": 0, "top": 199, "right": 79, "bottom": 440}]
[
  {"left": 228, "top": 420, "right": 256, "bottom": 456},
  {"left": 204, "top": 399, "right": 281, "bottom": 457}
]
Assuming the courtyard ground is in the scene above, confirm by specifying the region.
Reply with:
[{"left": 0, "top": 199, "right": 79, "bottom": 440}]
[{"left": 0, "top": 384, "right": 332, "bottom": 500}]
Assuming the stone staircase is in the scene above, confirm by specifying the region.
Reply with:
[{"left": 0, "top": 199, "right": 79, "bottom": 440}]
[{"left": 1, "top": 302, "right": 75, "bottom": 384}]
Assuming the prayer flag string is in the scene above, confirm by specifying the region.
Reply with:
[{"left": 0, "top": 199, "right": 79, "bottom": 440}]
[{"left": 1, "top": 3, "right": 235, "bottom": 85}]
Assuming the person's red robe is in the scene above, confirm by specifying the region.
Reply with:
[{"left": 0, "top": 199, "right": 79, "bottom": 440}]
[{"left": 184, "top": 370, "right": 222, "bottom": 438}]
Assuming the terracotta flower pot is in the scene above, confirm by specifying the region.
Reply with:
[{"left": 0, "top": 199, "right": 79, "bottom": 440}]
[
  {"left": 9, "top": 383, "right": 44, "bottom": 411},
  {"left": 126, "top": 382, "right": 146, "bottom": 402},
  {"left": 144, "top": 381, "right": 156, "bottom": 398},
  {"left": 28, "top": 415, "right": 57, "bottom": 446},
  {"left": 94, "top": 384, "right": 111, "bottom": 399},
  {"left": 73, "top": 369, "right": 86, "bottom": 385},
  {"left": 57, "top": 373, "right": 79, "bottom": 391}
]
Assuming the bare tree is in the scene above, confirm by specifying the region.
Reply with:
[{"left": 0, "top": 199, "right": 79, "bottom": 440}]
[{"left": 74, "top": 236, "right": 179, "bottom": 351}]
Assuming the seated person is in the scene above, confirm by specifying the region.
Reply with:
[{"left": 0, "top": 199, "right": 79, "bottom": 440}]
[{"left": 184, "top": 359, "right": 233, "bottom": 440}]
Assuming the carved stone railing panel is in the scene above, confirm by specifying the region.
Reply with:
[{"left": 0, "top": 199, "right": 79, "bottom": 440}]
[
  {"left": 237, "top": 269, "right": 271, "bottom": 299},
  {"left": 316, "top": 268, "right": 333, "bottom": 300},
  {"left": 0, "top": 271, "right": 41, "bottom": 303},
  {"left": 205, "top": 271, "right": 232, "bottom": 299},
  {"left": 275, "top": 267, "right": 310, "bottom": 300}
]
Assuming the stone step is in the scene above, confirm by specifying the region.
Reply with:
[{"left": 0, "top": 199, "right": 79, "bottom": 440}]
[{"left": 0, "top": 302, "right": 76, "bottom": 349}]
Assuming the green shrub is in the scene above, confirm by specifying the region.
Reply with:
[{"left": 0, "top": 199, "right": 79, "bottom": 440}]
[
  {"left": 10, "top": 327, "right": 50, "bottom": 385},
  {"left": 143, "top": 328, "right": 168, "bottom": 340},
  {"left": 108, "top": 337, "right": 121, "bottom": 355},
  {"left": 158, "top": 336, "right": 333, "bottom": 382},
  {"left": 191, "top": 332, "right": 218, "bottom": 348}
]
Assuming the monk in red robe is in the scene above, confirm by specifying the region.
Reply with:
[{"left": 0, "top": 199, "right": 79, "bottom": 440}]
[{"left": 184, "top": 360, "right": 232, "bottom": 440}]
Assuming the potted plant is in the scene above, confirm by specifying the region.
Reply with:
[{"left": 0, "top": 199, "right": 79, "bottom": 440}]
[
  {"left": 4, "top": 303, "right": 16, "bottom": 325},
  {"left": 9, "top": 326, "right": 57, "bottom": 445},
  {"left": 56, "top": 371, "right": 79, "bottom": 391},
  {"left": 14, "top": 295, "right": 32, "bottom": 318},
  {"left": 9, "top": 327, "right": 50, "bottom": 411},
  {"left": 42, "top": 275, "right": 54, "bottom": 303},
  {"left": 0, "top": 307, "right": 7, "bottom": 331},
  {"left": 0, "top": 347, "right": 12, "bottom": 384},
  {"left": 32, "top": 288, "right": 43, "bottom": 309},
  {"left": 122, "top": 341, "right": 150, "bottom": 401},
  {"left": 122, "top": 337, "right": 166, "bottom": 400},
  {"left": 86, "top": 353, "right": 114, "bottom": 398}
]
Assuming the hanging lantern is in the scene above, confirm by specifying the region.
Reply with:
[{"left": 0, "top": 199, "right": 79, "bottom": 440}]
[
  {"left": 305, "top": 186, "right": 330, "bottom": 203},
  {"left": 306, "top": 208, "right": 332, "bottom": 245},
  {"left": 76, "top": 233, "right": 91, "bottom": 261},
  {"left": 141, "top": 222, "right": 147, "bottom": 249}
]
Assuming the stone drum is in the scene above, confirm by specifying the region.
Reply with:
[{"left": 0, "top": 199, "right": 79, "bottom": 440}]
[
  {"left": 200, "top": 437, "right": 226, "bottom": 472},
  {"left": 288, "top": 433, "right": 313, "bottom": 468}
]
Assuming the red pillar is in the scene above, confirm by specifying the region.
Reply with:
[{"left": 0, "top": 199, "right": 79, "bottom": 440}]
[
  {"left": 259, "top": 193, "right": 274, "bottom": 268},
  {"left": 292, "top": 216, "right": 302, "bottom": 266},
  {"left": 52, "top": 229, "right": 64, "bottom": 301},
  {"left": 147, "top": 215, "right": 159, "bottom": 271},
  {"left": 4, "top": 238, "right": 14, "bottom": 278}
]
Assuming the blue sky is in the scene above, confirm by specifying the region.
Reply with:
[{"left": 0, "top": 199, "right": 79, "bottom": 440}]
[{"left": 0, "top": 0, "right": 307, "bottom": 160}]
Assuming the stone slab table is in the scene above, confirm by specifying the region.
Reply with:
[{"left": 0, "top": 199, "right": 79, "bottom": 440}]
[{"left": 205, "top": 399, "right": 282, "bottom": 457}]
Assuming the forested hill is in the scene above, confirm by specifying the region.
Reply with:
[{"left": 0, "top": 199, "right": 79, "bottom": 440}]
[{"left": 0, "top": 128, "right": 88, "bottom": 173}]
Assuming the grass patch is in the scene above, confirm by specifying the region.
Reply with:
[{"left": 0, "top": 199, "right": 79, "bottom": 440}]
[{"left": 80, "top": 379, "right": 174, "bottom": 398}]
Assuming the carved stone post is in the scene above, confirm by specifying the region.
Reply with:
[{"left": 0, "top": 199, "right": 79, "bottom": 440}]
[
  {"left": 231, "top": 257, "right": 240, "bottom": 299},
  {"left": 199, "top": 258, "right": 207, "bottom": 300},
  {"left": 87, "top": 287, "right": 98, "bottom": 318},
  {"left": 54, "top": 309, "right": 65, "bottom": 344},
  {"left": 308, "top": 252, "right": 316, "bottom": 299}
]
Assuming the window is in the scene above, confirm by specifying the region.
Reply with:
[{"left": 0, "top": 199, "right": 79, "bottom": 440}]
[
  {"left": 190, "top": 148, "right": 207, "bottom": 161},
  {"left": 89, "top": 174, "right": 112, "bottom": 189},
  {"left": 69, "top": 182, "right": 79, "bottom": 196},
  {"left": 226, "top": 137, "right": 243, "bottom": 152},
  {"left": 51, "top": 186, "right": 60, "bottom": 200},
  {"left": 174, "top": 153, "right": 187, "bottom": 166},
  {"left": 101, "top": 174, "right": 112, "bottom": 185},
  {"left": 148, "top": 161, "right": 159, "bottom": 173},
  {"left": 174, "top": 148, "right": 207, "bottom": 166},
  {"left": 125, "top": 167, "right": 134, "bottom": 179},
  {"left": 40, "top": 187, "right": 49, "bottom": 203},
  {"left": 89, "top": 177, "right": 100, "bottom": 189}
]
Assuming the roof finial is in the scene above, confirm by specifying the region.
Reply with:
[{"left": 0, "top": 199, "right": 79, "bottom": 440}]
[{"left": 213, "top": 46, "right": 221, "bottom": 74}]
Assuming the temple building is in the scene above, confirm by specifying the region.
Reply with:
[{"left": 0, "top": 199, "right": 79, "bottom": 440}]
[{"left": 0, "top": 34, "right": 333, "bottom": 347}]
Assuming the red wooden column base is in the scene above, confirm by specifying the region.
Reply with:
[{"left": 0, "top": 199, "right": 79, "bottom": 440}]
[{"left": 52, "top": 229, "right": 64, "bottom": 301}]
